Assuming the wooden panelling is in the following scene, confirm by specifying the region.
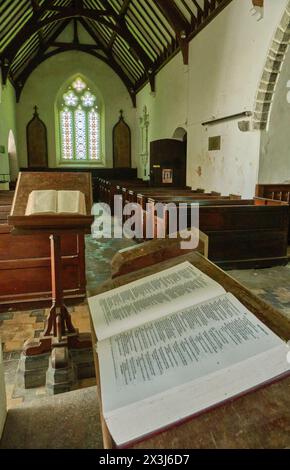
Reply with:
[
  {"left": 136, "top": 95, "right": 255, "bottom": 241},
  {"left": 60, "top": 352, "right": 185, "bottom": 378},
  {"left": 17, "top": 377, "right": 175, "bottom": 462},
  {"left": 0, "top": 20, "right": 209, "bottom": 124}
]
[
  {"left": 0, "top": 228, "right": 86, "bottom": 311},
  {"left": 256, "top": 184, "right": 290, "bottom": 242}
]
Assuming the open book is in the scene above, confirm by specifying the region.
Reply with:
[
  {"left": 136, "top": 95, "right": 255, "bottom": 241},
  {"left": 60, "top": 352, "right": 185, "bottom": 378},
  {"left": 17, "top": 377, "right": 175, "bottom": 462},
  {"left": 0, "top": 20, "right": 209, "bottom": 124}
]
[
  {"left": 25, "top": 190, "right": 86, "bottom": 216},
  {"left": 88, "top": 261, "right": 290, "bottom": 448}
]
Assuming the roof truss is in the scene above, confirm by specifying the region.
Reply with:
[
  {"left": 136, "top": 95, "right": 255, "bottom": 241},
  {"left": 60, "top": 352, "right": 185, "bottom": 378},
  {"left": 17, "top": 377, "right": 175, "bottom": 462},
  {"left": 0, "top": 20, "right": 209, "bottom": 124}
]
[{"left": 0, "top": 0, "right": 233, "bottom": 106}]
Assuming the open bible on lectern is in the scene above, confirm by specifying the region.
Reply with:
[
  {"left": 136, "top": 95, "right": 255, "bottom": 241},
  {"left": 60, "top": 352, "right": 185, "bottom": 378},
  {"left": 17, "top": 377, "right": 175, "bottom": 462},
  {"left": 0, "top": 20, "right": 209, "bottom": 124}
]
[
  {"left": 88, "top": 261, "right": 290, "bottom": 448},
  {"left": 25, "top": 190, "right": 86, "bottom": 216}
]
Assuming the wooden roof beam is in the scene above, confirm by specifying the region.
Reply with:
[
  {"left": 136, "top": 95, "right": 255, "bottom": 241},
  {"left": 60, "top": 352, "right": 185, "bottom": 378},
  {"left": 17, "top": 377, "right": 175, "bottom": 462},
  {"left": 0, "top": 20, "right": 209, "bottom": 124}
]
[
  {"left": 108, "top": 0, "right": 131, "bottom": 49},
  {"left": 12, "top": 19, "right": 70, "bottom": 87},
  {"left": 98, "top": 0, "right": 155, "bottom": 92},
  {"left": 0, "top": 6, "right": 154, "bottom": 85},
  {"left": 31, "top": 0, "right": 45, "bottom": 50},
  {"left": 154, "top": 0, "right": 190, "bottom": 65},
  {"left": 15, "top": 45, "right": 137, "bottom": 107},
  {"left": 47, "top": 6, "right": 109, "bottom": 17},
  {"left": 79, "top": 18, "right": 137, "bottom": 107},
  {"left": 0, "top": 0, "right": 53, "bottom": 83}
]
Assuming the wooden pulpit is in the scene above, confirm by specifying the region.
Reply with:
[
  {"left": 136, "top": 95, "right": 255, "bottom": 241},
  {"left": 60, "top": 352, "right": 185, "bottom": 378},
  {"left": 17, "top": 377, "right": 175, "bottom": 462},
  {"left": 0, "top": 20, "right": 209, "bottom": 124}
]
[{"left": 8, "top": 172, "right": 94, "bottom": 368}]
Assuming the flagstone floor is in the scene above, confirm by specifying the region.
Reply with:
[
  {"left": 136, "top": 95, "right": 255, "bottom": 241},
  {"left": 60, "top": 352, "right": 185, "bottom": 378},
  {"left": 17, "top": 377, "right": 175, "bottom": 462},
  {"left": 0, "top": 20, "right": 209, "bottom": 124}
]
[
  {"left": 1, "top": 218, "right": 290, "bottom": 409},
  {"left": 0, "top": 229, "right": 136, "bottom": 410}
]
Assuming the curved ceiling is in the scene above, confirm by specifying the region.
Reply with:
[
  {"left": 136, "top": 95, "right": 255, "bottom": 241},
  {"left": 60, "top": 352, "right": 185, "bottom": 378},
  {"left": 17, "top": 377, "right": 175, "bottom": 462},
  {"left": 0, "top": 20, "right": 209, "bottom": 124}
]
[{"left": 0, "top": 0, "right": 232, "bottom": 105}]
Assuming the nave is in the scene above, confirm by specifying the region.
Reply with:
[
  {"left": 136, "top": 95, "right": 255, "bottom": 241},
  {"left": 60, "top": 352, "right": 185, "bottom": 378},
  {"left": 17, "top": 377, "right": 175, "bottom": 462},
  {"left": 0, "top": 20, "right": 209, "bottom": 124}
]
[{"left": 1, "top": 215, "right": 290, "bottom": 449}]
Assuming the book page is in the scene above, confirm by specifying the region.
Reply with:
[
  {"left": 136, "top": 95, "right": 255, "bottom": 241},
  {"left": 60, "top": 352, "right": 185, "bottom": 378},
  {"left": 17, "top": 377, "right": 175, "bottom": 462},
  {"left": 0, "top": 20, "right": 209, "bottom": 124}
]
[
  {"left": 89, "top": 262, "right": 225, "bottom": 340},
  {"left": 25, "top": 190, "right": 57, "bottom": 215},
  {"left": 57, "top": 191, "right": 86, "bottom": 215},
  {"left": 98, "top": 293, "right": 290, "bottom": 446}
]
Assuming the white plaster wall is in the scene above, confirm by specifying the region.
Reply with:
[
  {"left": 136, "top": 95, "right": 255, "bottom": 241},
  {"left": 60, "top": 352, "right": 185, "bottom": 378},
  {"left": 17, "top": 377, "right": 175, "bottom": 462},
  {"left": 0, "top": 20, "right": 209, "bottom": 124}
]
[
  {"left": 0, "top": 77, "right": 18, "bottom": 188},
  {"left": 136, "top": 53, "right": 188, "bottom": 179},
  {"left": 136, "top": 0, "right": 288, "bottom": 197},
  {"left": 259, "top": 45, "right": 290, "bottom": 183},
  {"left": 17, "top": 50, "right": 136, "bottom": 169}
]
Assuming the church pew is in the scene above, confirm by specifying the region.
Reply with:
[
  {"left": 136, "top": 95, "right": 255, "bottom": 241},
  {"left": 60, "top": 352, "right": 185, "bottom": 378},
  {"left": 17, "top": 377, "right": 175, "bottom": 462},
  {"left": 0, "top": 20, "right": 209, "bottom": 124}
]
[
  {"left": 256, "top": 184, "right": 290, "bottom": 202},
  {"left": 131, "top": 188, "right": 208, "bottom": 206},
  {"left": 108, "top": 184, "right": 201, "bottom": 214},
  {"left": 126, "top": 189, "right": 210, "bottom": 209},
  {"left": 256, "top": 184, "right": 290, "bottom": 242},
  {"left": 122, "top": 189, "right": 216, "bottom": 223},
  {"left": 95, "top": 176, "right": 195, "bottom": 209},
  {"left": 143, "top": 194, "right": 242, "bottom": 214},
  {"left": 98, "top": 178, "right": 148, "bottom": 207},
  {"left": 111, "top": 229, "right": 209, "bottom": 279},
  {"left": 141, "top": 197, "right": 289, "bottom": 269},
  {"left": 0, "top": 190, "right": 14, "bottom": 224},
  {"left": 0, "top": 206, "right": 11, "bottom": 224}
]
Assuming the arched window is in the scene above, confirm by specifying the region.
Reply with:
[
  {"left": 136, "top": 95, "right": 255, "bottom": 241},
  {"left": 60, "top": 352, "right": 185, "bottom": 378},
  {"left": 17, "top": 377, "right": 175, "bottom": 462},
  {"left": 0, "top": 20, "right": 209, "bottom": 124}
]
[{"left": 59, "top": 77, "right": 101, "bottom": 161}]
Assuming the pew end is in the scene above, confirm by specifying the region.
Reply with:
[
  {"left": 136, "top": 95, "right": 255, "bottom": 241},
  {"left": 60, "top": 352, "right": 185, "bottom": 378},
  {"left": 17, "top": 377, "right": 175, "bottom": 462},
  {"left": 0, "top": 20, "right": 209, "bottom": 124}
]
[{"left": 111, "top": 229, "right": 209, "bottom": 279}]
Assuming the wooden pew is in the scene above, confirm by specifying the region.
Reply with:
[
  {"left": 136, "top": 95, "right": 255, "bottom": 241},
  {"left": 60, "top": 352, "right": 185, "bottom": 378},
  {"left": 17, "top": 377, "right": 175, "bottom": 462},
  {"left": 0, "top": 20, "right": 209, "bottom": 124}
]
[
  {"left": 121, "top": 189, "right": 215, "bottom": 224},
  {"left": 111, "top": 229, "right": 209, "bottom": 278},
  {"left": 142, "top": 196, "right": 289, "bottom": 269},
  {"left": 98, "top": 179, "right": 148, "bottom": 209},
  {"left": 256, "top": 183, "right": 290, "bottom": 202},
  {"left": 135, "top": 189, "right": 215, "bottom": 209},
  {"left": 95, "top": 176, "right": 197, "bottom": 210},
  {"left": 0, "top": 190, "right": 14, "bottom": 224},
  {"left": 256, "top": 184, "right": 290, "bottom": 243}
]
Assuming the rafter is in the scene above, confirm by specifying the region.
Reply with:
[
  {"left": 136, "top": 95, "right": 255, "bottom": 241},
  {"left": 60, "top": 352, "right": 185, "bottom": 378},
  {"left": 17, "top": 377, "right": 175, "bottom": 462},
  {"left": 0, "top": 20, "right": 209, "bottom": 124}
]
[
  {"left": 0, "top": 4, "right": 154, "bottom": 84},
  {"left": 79, "top": 17, "right": 137, "bottom": 106},
  {"left": 155, "top": 0, "right": 190, "bottom": 65},
  {"left": 13, "top": 19, "right": 71, "bottom": 88},
  {"left": 108, "top": 0, "right": 131, "bottom": 49},
  {"left": 15, "top": 45, "right": 136, "bottom": 107},
  {"left": 30, "top": 0, "right": 45, "bottom": 50},
  {"left": 98, "top": 0, "right": 154, "bottom": 73},
  {"left": 0, "top": 0, "right": 234, "bottom": 99}
]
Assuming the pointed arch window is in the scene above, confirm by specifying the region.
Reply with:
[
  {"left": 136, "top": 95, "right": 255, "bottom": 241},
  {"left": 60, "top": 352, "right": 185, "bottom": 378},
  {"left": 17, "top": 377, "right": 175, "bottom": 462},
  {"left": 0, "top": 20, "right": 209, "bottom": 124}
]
[{"left": 59, "top": 77, "right": 101, "bottom": 161}]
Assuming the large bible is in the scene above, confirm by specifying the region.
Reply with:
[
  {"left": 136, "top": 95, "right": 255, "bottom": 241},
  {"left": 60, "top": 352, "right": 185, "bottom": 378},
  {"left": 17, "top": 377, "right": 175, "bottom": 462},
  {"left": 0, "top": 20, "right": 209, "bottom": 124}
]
[
  {"left": 25, "top": 190, "right": 86, "bottom": 216},
  {"left": 89, "top": 261, "right": 290, "bottom": 448}
]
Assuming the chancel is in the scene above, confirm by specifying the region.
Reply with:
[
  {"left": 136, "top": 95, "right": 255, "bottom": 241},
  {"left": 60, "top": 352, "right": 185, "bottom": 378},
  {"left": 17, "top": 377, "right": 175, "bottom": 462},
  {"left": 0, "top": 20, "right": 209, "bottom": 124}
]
[{"left": 1, "top": 0, "right": 290, "bottom": 451}]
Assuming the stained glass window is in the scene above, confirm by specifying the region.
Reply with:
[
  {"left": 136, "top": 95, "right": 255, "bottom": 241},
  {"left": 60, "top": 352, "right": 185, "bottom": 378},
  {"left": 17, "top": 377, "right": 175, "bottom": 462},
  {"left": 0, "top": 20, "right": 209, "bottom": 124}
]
[
  {"left": 89, "top": 109, "right": 100, "bottom": 160},
  {"left": 59, "top": 77, "right": 101, "bottom": 161},
  {"left": 60, "top": 108, "right": 73, "bottom": 160}
]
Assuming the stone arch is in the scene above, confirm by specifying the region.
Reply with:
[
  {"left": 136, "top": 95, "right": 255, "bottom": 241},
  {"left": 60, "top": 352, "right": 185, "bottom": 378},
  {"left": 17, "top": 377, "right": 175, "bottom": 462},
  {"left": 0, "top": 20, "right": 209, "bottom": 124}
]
[
  {"left": 7, "top": 130, "right": 18, "bottom": 182},
  {"left": 254, "top": 1, "right": 290, "bottom": 130},
  {"left": 172, "top": 127, "right": 187, "bottom": 142}
]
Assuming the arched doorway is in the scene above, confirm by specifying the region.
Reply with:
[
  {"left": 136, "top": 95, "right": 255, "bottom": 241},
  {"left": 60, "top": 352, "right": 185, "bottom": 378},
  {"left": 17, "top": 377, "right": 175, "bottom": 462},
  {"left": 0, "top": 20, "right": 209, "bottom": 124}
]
[
  {"left": 150, "top": 127, "right": 187, "bottom": 187},
  {"left": 172, "top": 127, "right": 187, "bottom": 143},
  {"left": 8, "top": 130, "right": 18, "bottom": 185}
]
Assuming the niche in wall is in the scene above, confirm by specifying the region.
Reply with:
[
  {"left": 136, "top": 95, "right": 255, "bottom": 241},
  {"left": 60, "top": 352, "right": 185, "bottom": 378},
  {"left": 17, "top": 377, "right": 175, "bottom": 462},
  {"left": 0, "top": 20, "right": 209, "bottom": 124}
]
[
  {"left": 113, "top": 110, "right": 131, "bottom": 168},
  {"left": 27, "top": 106, "right": 48, "bottom": 168},
  {"left": 8, "top": 130, "right": 18, "bottom": 185}
]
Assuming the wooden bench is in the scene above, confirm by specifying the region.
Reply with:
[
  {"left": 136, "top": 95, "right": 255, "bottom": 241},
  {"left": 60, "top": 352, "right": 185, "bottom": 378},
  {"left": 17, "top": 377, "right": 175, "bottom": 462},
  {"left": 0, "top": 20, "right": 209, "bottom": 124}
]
[
  {"left": 111, "top": 230, "right": 209, "bottom": 278},
  {"left": 256, "top": 184, "right": 290, "bottom": 243},
  {"left": 142, "top": 196, "right": 289, "bottom": 269}
]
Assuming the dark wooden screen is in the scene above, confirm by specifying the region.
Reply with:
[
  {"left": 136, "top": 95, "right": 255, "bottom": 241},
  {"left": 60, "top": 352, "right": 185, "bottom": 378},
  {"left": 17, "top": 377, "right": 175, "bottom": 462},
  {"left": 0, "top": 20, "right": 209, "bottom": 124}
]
[
  {"left": 113, "top": 110, "right": 131, "bottom": 168},
  {"left": 150, "top": 139, "right": 187, "bottom": 187},
  {"left": 27, "top": 106, "right": 48, "bottom": 168}
]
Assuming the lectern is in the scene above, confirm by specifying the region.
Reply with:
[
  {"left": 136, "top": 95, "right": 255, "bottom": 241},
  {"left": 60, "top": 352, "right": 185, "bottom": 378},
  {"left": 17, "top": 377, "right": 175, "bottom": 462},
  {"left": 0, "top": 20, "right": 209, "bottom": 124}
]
[{"left": 8, "top": 172, "right": 94, "bottom": 390}]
